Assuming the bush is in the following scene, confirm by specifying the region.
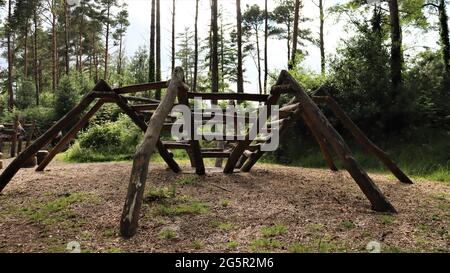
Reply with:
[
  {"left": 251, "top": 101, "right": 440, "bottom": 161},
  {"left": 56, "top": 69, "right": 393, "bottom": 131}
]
[
  {"left": 55, "top": 76, "right": 79, "bottom": 120},
  {"left": 65, "top": 114, "right": 142, "bottom": 162},
  {"left": 16, "top": 81, "right": 36, "bottom": 110},
  {"left": 20, "top": 106, "right": 56, "bottom": 131}
]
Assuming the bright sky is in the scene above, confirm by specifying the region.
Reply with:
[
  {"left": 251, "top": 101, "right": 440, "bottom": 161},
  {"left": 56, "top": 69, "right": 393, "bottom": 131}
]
[
  {"left": 121, "top": 0, "right": 439, "bottom": 92},
  {"left": 0, "top": 0, "right": 441, "bottom": 93}
]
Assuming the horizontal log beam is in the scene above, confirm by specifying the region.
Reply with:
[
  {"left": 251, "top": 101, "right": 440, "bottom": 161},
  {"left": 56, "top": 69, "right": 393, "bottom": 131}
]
[
  {"left": 114, "top": 81, "right": 169, "bottom": 94},
  {"left": 187, "top": 92, "right": 270, "bottom": 102}
]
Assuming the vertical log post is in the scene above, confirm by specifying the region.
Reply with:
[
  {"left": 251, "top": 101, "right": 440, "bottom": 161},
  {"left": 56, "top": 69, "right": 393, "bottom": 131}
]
[
  {"left": 10, "top": 115, "right": 18, "bottom": 158},
  {"left": 26, "top": 120, "right": 36, "bottom": 148},
  {"left": 120, "top": 67, "right": 186, "bottom": 238},
  {"left": 177, "top": 78, "right": 205, "bottom": 175}
]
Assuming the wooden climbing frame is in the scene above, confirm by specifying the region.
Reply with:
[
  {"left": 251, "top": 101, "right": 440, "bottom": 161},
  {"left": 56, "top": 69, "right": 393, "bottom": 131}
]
[{"left": 0, "top": 67, "right": 413, "bottom": 238}]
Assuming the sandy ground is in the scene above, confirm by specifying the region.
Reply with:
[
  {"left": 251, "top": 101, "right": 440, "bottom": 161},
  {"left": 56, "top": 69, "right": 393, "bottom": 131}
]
[{"left": 0, "top": 161, "right": 449, "bottom": 253}]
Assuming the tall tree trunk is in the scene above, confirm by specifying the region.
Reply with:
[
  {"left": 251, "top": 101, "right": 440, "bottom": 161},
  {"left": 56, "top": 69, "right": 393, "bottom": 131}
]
[
  {"left": 34, "top": 6, "right": 40, "bottom": 106},
  {"left": 287, "top": 22, "right": 291, "bottom": 67},
  {"left": 193, "top": 0, "right": 199, "bottom": 92},
  {"left": 104, "top": 5, "right": 111, "bottom": 80},
  {"left": 155, "top": 0, "right": 162, "bottom": 100},
  {"left": 24, "top": 23, "right": 29, "bottom": 79},
  {"left": 439, "top": 0, "right": 450, "bottom": 74},
  {"left": 211, "top": 0, "right": 219, "bottom": 99},
  {"left": 7, "top": 0, "right": 14, "bottom": 112},
  {"left": 52, "top": 6, "right": 57, "bottom": 92},
  {"left": 388, "top": 0, "right": 403, "bottom": 93},
  {"left": 319, "top": 0, "right": 325, "bottom": 75},
  {"left": 149, "top": 0, "right": 156, "bottom": 84},
  {"left": 171, "top": 0, "right": 176, "bottom": 73},
  {"left": 290, "top": 0, "right": 300, "bottom": 70},
  {"left": 264, "top": 0, "right": 268, "bottom": 94},
  {"left": 64, "top": 0, "right": 70, "bottom": 76},
  {"left": 117, "top": 32, "right": 123, "bottom": 87},
  {"left": 255, "top": 28, "right": 262, "bottom": 95},
  {"left": 78, "top": 10, "right": 84, "bottom": 74},
  {"left": 236, "top": 0, "right": 244, "bottom": 93}
]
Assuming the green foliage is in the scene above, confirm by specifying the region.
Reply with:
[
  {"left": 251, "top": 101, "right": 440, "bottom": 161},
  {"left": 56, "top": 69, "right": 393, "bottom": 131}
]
[
  {"left": 20, "top": 106, "right": 56, "bottom": 131},
  {"left": 55, "top": 76, "right": 80, "bottom": 120},
  {"left": 15, "top": 80, "right": 35, "bottom": 109},
  {"left": 261, "top": 224, "right": 287, "bottom": 238},
  {"left": 64, "top": 114, "right": 142, "bottom": 162}
]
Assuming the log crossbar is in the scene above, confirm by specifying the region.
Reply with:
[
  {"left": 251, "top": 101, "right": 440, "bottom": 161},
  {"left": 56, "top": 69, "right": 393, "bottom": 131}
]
[{"left": 0, "top": 68, "right": 413, "bottom": 239}]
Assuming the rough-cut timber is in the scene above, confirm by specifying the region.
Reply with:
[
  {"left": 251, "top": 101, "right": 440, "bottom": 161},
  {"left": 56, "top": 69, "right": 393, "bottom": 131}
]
[
  {"left": 36, "top": 100, "right": 106, "bottom": 172},
  {"left": 279, "top": 71, "right": 397, "bottom": 213},
  {"left": 312, "top": 93, "right": 412, "bottom": 184},
  {"left": 0, "top": 88, "right": 96, "bottom": 192},
  {"left": 120, "top": 67, "right": 186, "bottom": 238}
]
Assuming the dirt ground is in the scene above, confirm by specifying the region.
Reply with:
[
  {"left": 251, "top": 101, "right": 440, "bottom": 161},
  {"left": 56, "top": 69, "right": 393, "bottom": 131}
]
[{"left": 0, "top": 161, "right": 449, "bottom": 253}]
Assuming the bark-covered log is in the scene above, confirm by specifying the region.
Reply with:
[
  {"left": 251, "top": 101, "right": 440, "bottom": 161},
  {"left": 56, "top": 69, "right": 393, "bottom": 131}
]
[
  {"left": 120, "top": 67, "right": 187, "bottom": 238},
  {"left": 280, "top": 71, "right": 396, "bottom": 213},
  {"left": 313, "top": 94, "right": 412, "bottom": 184}
]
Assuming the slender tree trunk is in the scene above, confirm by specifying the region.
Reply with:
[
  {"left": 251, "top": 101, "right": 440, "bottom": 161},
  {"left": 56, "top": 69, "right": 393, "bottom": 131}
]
[
  {"left": 24, "top": 23, "right": 29, "bottom": 79},
  {"left": 34, "top": 6, "right": 40, "bottom": 106},
  {"left": 319, "top": 0, "right": 325, "bottom": 75},
  {"left": 220, "top": 20, "right": 225, "bottom": 92},
  {"left": 211, "top": 0, "right": 219, "bottom": 99},
  {"left": 290, "top": 0, "right": 300, "bottom": 70},
  {"left": 388, "top": 0, "right": 403, "bottom": 93},
  {"left": 78, "top": 11, "right": 84, "bottom": 74},
  {"left": 7, "top": 0, "right": 14, "bottom": 112},
  {"left": 236, "top": 0, "right": 244, "bottom": 93},
  {"left": 118, "top": 33, "right": 123, "bottom": 86},
  {"left": 64, "top": 0, "right": 70, "bottom": 76},
  {"left": 264, "top": 0, "right": 268, "bottom": 94},
  {"left": 104, "top": 5, "right": 111, "bottom": 80},
  {"left": 256, "top": 28, "right": 262, "bottom": 95},
  {"left": 149, "top": 0, "right": 156, "bottom": 84},
  {"left": 287, "top": 23, "right": 291, "bottom": 67},
  {"left": 193, "top": 0, "right": 199, "bottom": 92},
  {"left": 156, "top": 0, "right": 162, "bottom": 100},
  {"left": 52, "top": 6, "right": 57, "bottom": 92},
  {"left": 93, "top": 32, "right": 99, "bottom": 83},
  {"left": 171, "top": 0, "right": 176, "bottom": 73},
  {"left": 439, "top": 0, "right": 450, "bottom": 74}
]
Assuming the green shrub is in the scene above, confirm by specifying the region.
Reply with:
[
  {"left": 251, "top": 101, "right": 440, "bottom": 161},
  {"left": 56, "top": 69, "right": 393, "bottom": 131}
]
[
  {"left": 55, "top": 76, "right": 79, "bottom": 120},
  {"left": 65, "top": 114, "right": 142, "bottom": 162},
  {"left": 15, "top": 80, "right": 36, "bottom": 110}
]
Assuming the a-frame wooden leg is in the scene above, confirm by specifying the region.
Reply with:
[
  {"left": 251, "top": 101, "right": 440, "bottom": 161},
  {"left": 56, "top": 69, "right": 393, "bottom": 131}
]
[
  {"left": 280, "top": 71, "right": 397, "bottom": 213},
  {"left": 114, "top": 94, "right": 181, "bottom": 173},
  {"left": 0, "top": 93, "right": 96, "bottom": 192},
  {"left": 313, "top": 94, "right": 413, "bottom": 184},
  {"left": 36, "top": 100, "right": 105, "bottom": 172},
  {"left": 301, "top": 112, "right": 338, "bottom": 172}
]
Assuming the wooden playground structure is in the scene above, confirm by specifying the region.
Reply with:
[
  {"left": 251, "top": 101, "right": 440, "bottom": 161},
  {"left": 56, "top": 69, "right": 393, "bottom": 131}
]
[
  {"left": 0, "top": 118, "right": 37, "bottom": 163},
  {"left": 0, "top": 67, "right": 413, "bottom": 237}
]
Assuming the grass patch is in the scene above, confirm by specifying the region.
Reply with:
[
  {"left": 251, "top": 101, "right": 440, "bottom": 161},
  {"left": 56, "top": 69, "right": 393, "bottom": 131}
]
[
  {"left": 192, "top": 240, "right": 204, "bottom": 250},
  {"left": 261, "top": 130, "right": 450, "bottom": 183},
  {"left": 378, "top": 214, "right": 395, "bottom": 225},
  {"left": 340, "top": 220, "right": 356, "bottom": 229},
  {"left": 250, "top": 238, "right": 282, "bottom": 252},
  {"left": 159, "top": 228, "right": 177, "bottom": 240},
  {"left": 212, "top": 221, "right": 235, "bottom": 231},
  {"left": 145, "top": 186, "right": 177, "bottom": 203},
  {"left": 220, "top": 199, "right": 231, "bottom": 208},
  {"left": 21, "top": 193, "right": 91, "bottom": 226},
  {"left": 178, "top": 175, "right": 199, "bottom": 185},
  {"left": 225, "top": 241, "right": 239, "bottom": 250},
  {"left": 154, "top": 201, "right": 209, "bottom": 217},
  {"left": 261, "top": 224, "right": 287, "bottom": 238}
]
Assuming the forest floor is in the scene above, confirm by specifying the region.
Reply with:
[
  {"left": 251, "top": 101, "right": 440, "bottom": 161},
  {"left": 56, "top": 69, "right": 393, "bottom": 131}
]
[{"left": 0, "top": 161, "right": 449, "bottom": 253}]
